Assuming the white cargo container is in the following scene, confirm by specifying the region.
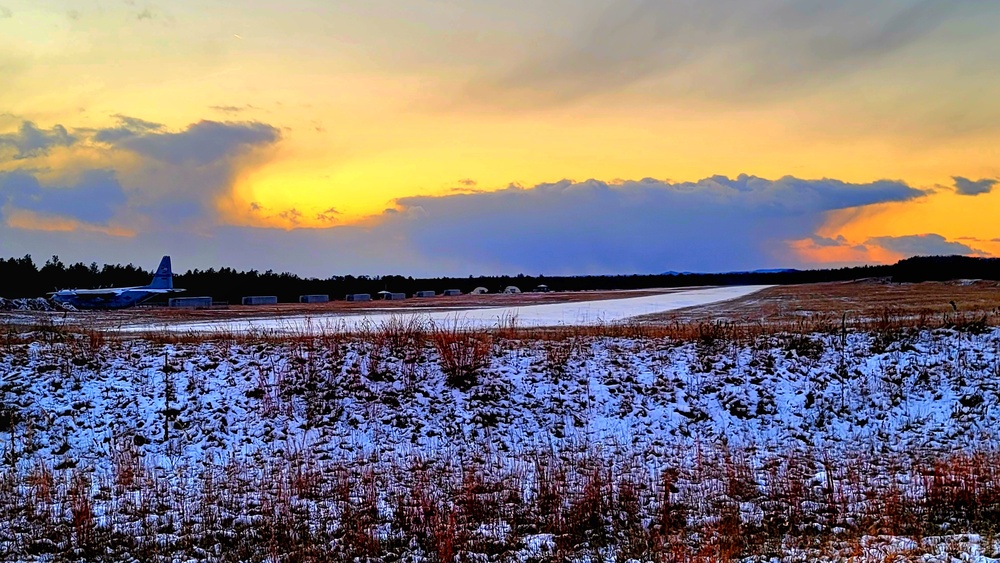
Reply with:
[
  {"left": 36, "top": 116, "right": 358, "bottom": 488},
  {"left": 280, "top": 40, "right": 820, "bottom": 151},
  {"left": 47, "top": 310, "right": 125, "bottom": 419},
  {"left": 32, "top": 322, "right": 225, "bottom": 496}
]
[
  {"left": 242, "top": 296, "right": 278, "bottom": 305},
  {"left": 169, "top": 296, "right": 213, "bottom": 308}
]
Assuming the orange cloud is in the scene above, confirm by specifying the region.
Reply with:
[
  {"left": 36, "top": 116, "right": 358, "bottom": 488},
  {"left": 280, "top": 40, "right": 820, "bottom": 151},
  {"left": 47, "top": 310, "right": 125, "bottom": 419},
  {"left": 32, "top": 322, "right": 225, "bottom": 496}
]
[
  {"left": 789, "top": 236, "right": 899, "bottom": 265},
  {"left": 4, "top": 209, "right": 135, "bottom": 236}
]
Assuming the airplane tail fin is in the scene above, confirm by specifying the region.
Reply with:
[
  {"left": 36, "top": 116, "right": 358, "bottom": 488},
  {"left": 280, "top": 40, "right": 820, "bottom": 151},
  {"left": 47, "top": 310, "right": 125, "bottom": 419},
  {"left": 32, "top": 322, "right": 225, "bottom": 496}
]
[{"left": 147, "top": 256, "right": 174, "bottom": 289}]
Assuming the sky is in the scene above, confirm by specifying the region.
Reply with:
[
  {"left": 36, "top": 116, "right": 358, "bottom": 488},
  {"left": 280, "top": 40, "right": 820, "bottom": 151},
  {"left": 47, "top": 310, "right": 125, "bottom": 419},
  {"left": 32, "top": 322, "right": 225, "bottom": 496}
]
[{"left": 1, "top": 0, "right": 999, "bottom": 277}]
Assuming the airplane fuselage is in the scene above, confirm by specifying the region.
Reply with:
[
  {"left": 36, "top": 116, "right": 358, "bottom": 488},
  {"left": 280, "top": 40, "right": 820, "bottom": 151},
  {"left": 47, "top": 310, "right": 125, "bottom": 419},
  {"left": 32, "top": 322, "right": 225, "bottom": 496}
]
[{"left": 51, "top": 288, "right": 168, "bottom": 309}]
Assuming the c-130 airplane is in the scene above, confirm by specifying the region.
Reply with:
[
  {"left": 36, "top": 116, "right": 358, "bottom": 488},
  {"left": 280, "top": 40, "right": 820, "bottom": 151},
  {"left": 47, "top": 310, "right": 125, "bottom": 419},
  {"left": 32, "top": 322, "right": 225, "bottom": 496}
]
[{"left": 50, "top": 256, "right": 185, "bottom": 309}]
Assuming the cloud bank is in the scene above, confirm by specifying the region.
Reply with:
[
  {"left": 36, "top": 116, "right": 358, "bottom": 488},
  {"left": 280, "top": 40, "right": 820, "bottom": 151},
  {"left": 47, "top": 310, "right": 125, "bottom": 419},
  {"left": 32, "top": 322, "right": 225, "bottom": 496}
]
[{"left": 378, "top": 175, "right": 926, "bottom": 274}]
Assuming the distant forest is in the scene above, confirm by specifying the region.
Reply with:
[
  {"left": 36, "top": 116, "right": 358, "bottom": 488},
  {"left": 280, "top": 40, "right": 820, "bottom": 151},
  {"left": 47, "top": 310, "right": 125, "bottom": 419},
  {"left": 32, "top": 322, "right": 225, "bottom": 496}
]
[{"left": 1, "top": 254, "right": 998, "bottom": 304}]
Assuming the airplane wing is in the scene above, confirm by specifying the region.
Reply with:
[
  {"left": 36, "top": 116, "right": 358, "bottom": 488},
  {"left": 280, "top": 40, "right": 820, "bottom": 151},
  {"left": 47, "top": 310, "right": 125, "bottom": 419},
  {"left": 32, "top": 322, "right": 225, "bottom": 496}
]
[
  {"left": 139, "top": 289, "right": 186, "bottom": 294},
  {"left": 46, "top": 289, "right": 127, "bottom": 298},
  {"left": 63, "top": 288, "right": 129, "bottom": 297}
]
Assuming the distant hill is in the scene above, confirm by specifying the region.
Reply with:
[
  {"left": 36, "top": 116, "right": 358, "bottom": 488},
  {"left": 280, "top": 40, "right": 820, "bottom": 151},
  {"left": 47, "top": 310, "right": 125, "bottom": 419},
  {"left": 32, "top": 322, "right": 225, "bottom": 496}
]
[{"left": 664, "top": 268, "right": 799, "bottom": 276}]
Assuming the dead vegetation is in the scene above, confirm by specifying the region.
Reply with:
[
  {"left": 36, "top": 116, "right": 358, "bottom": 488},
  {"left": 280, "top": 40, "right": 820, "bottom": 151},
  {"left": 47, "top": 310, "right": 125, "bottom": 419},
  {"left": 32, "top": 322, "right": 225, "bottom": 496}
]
[
  {"left": 1, "top": 443, "right": 999, "bottom": 561},
  {"left": 2, "top": 280, "right": 1000, "bottom": 560}
]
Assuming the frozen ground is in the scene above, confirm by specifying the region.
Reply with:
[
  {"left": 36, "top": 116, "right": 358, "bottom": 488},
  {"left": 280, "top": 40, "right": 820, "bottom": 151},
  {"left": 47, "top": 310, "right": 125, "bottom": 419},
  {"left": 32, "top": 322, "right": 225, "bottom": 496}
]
[
  {"left": 1, "top": 321, "right": 999, "bottom": 560},
  {"left": 8, "top": 325, "right": 997, "bottom": 470},
  {"left": 122, "top": 284, "right": 771, "bottom": 333}
]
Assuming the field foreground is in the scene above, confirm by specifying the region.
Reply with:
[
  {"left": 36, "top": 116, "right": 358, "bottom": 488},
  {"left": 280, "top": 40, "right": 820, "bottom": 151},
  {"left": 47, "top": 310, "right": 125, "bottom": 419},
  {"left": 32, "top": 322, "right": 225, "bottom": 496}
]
[{"left": 2, "top": 298, "right": 1000, "bottom": 561}]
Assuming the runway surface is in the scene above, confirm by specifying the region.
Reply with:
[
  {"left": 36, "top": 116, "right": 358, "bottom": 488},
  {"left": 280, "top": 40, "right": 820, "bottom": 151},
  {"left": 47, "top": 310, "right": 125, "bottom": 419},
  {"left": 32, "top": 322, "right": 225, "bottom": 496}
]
[{"left": 122, "top": 285, "right": 772, "bottom": 334}]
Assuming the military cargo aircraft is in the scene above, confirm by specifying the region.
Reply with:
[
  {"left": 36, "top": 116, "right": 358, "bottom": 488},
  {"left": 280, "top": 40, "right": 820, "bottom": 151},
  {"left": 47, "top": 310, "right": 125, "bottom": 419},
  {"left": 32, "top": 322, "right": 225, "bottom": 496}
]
[{"left": 51, "top": 256, "right": 185, "bottom": 309}]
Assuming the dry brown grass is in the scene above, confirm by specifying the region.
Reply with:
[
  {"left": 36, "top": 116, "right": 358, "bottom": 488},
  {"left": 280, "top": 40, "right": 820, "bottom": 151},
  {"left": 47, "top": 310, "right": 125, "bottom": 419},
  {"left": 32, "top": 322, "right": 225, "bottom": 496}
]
[
  {"left": 430, "top": 323, "right": 494, "bottom": 390},
  {"left": 3, "top": 444, "right": 999, "bottom": 561}
]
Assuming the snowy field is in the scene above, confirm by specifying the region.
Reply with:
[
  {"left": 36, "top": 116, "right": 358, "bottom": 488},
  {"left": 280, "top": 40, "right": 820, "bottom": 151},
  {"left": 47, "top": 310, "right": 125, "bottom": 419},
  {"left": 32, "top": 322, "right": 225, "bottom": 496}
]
[
  {"left": 122, "top": 285, "right": 771, "bottom": 334},
  {"left": 2, "top": 315, "right": 1000, "bottom": 561}
]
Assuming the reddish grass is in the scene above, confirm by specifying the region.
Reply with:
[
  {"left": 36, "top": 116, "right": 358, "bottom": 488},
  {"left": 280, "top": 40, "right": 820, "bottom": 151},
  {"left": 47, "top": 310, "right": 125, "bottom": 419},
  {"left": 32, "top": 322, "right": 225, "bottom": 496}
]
[
  {"left": 0, "top": 445, "right": 998, "bottom": 560},
  {"left": 430, "top": 324, "right": 494, "bottom": 390}
]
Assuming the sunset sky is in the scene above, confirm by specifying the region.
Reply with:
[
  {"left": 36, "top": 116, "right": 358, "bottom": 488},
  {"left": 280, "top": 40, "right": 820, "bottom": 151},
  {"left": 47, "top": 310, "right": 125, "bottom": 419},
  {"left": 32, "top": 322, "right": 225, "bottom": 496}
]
[{"left": 1, "top": 0, "right": 999, "bottom": 276}]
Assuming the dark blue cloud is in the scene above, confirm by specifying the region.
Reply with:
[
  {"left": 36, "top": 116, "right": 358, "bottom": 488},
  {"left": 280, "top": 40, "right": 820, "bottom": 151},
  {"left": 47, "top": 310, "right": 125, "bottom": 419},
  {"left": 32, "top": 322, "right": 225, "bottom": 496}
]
[
  {"left": 866, "top": 233, "right": 982, "bottom": 256},
  {"left": 0, "top": 170, "right": 127, "bottom": 225},
  {"left": 102, "top": 120, "right": 280, "bottom": 166},
  {"left": 0, "top": 122, "right": 76, "bottom": 160},
  {"left": 387, "top": 174, "right": 927, "bottom": 274},
  {"left": 953, "top": 176, "right": 997, "bottom": 196}
]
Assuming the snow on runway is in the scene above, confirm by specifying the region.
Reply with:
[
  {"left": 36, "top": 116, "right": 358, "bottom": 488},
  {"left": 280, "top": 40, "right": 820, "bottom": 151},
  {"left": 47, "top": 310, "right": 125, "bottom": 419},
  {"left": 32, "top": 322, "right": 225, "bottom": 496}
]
[{"left": 125, "top": 285, "right": 771, "bottom": 334}]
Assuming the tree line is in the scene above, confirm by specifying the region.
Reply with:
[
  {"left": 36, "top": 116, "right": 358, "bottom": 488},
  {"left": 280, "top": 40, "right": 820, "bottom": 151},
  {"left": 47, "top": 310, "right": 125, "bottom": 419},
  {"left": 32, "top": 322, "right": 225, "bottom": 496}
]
[{"left": 1, "top": 254, "right": 998, "bottom": 304}]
